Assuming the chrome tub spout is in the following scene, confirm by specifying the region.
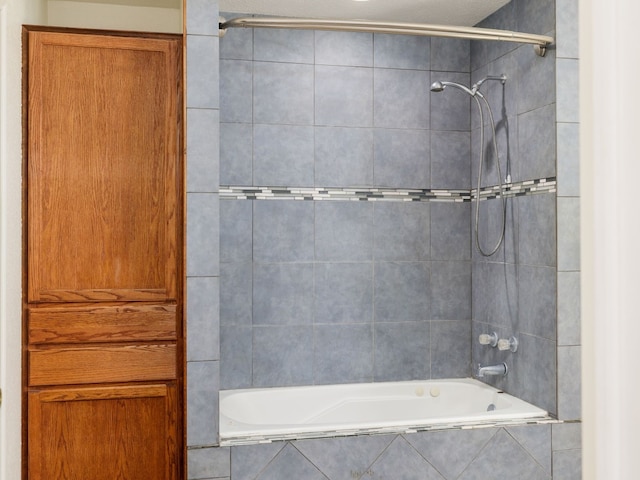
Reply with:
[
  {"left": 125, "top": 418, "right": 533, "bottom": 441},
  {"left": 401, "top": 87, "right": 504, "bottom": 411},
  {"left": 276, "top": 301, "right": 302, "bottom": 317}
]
[{"left": 476, "top": 362, "right": 508, "bottom": 378}]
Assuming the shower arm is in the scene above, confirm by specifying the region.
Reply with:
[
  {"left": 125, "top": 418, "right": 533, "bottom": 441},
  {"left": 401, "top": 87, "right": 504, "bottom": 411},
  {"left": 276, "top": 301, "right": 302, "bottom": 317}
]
[{"left": 219, "top": 17, "right": 554, "bottom": 57}]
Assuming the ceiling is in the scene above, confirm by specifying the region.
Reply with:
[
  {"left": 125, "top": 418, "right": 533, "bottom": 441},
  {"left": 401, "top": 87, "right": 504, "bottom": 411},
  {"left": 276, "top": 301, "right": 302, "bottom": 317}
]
[{"left": 218, "top": 0, "right": 512, "bottom": 27}]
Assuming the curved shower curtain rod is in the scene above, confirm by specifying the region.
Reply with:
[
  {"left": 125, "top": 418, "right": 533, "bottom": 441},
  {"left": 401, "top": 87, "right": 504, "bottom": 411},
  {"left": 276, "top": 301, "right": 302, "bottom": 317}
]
[{"left": 219, "top": 17, "right": 554, "bottom": 57}]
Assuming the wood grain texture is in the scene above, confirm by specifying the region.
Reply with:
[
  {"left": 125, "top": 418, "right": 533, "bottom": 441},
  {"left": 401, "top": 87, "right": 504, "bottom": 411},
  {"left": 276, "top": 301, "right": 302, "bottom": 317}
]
[
  {"left": 28, "top": 304, "right": 177, "bottom": 344},
  {"left": 26, "top": 30, "right": 180, "bottom": 303},
  {"left": 28, "top": 343, "right": 177, "bottom": 386},
  {"left": 28, "top": 384, "right": 177, "bottom": 480}
]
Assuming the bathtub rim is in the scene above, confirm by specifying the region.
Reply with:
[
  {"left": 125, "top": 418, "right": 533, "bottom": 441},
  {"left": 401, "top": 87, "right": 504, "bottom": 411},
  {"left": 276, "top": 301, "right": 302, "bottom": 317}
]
[{"left": 219, "top": 377, "right": 554, "bottom": 446}]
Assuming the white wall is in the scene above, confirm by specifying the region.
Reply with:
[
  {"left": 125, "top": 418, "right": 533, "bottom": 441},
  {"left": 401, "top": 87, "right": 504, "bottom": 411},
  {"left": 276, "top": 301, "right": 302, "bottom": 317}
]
[
  {"left": 0, "top": 1, "right": 47, "bottom": 478},
  {"left": 48, "top": 1, "right": 182, "bottom": 33},
  {"left": 581, "top": 0, "right": 640, "bottom": 479}
]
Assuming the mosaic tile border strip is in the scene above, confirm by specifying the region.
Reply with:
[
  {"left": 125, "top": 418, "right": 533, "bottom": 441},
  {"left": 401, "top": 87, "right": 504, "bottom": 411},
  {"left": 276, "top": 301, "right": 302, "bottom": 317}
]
[
  {"left": 220, "top": 416, "right": 561, "bottom": 446},
  {"left": 220, "top": 178, "right": 556, "bottom": 202}
]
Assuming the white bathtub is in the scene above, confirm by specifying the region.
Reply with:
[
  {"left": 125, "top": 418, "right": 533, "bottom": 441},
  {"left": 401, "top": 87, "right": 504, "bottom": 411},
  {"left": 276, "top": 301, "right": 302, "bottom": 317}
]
[{"left": 219, "top": 378, "right": 549, "bottom": 445}]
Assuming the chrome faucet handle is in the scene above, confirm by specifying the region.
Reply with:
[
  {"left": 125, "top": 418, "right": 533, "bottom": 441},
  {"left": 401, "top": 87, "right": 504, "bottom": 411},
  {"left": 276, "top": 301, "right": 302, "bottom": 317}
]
[
  {"left": 497, "top": 336, "right": 518, "bottom": 352},
  {"left": 478, "top": 332, "right": 498, "bottom": 347}
]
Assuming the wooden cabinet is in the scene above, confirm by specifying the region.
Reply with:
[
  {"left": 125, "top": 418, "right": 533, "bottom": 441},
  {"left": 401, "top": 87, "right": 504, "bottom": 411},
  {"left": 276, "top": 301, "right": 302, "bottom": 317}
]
[{"left": 23, "top": 27, "right": 183, "bottom": 479}]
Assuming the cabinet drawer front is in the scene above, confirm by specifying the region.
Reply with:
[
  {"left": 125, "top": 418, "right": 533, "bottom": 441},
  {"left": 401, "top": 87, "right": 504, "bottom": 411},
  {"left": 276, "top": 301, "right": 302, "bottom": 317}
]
[
  {"left": 28, "top": 304, "right": 177, "bottom": 344},
  {"left": 29, "top": 343, "right": 177, "bottom": 386}
]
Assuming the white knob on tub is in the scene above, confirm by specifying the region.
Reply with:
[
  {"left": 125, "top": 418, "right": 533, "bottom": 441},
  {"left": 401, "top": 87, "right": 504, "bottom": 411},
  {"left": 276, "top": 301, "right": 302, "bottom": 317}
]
[
  {"left": 478, "top": 332, "right": 498, "bottom": 347},
  {"left": 498, "top": 336, "right": 518, "bottom": 352}
]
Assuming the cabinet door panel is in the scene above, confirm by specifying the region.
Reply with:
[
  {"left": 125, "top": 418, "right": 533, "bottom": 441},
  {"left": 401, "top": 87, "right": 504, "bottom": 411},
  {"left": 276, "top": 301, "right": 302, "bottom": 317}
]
[
  {"left": 28, "top": 384, "right": 177, "bottom": 480},
  {"left": 27, "top": 31, "right": 180, "bottom": 303}
]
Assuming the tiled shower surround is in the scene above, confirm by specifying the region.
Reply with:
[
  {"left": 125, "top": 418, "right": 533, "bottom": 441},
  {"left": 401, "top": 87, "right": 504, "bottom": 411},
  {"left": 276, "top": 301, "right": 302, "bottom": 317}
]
[
  {"left": 185, "top": 0, "right": 581, "bottom": 477},
  {"left": 219, "top": 25, "right": 476, "bottom": 389}
]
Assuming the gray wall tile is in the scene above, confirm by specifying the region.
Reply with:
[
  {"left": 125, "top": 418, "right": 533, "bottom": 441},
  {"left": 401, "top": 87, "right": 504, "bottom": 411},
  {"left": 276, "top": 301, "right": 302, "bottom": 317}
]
[
  {"left": 374, "top": 262, "right": 430, "bottom": 322},
  {"left": 518, "top": 104, "right": 556, "bottom": 181},
  {"left": 517, "top": 0, "right": 555, "bottom": 38},
  {"left": 518, "top": 193, "right": 557, "bottom": 267},
  {"left": 254, "top": 29, "right": 314, "bottom": 64},
  {"left": 253, "top": 62, "right": 314, "bottom": 125},
  {"left": 552, "top": 422, "right": 582, "bottom": 451},
  {"left": 430, "top": 262, "right": 471, "bottom": 320},
  {"left": 220, "top": 60, "right": 252, "bottom": 123},
  {"left": 373, "top": 34, "right": 430, "bottom": 70},
  {"left": 187, "top": 361, "right": 220, "bottom": 446},
  {"left": 516, "top": 45, "right": 556, "bottom": 115},
  {"left": 188, "top": 111, "right": 220, "bottom": 193},
  {"left": 374, "top": 321, "right": 430, "bottom": 380},
  {"left": 220, "top": 199, "right": 252, "bottom": 262},
  {"left": 557, "top": 272, "right": 580, "bottom": 346},
  {"left": 553, "top": 449, "right": 582, "bottom": 480},
  {"left": 430, "top": 38, "right": 470, "bottom": 73},
  {"left": 315, "top": 127, "right": 373, "bottom": 187},
  {"left": 187, "top": 276, "right": 220, "bottom": 361},
  {"left": 367, "top": 436, "right": 443, "bottom": 479},
  {"left": 220, "top": 123, "right": 252, "bottom": 186},
  {"left": 472, "top": 1, "right": 518, "bottom": 70},
  {"left": 220, "top": 325, "right": 252, "bottom": 389},
  {"left": 374, "top": 68, "right": 429, "bottom": 129},
  {"left": 315, "top": 66, "right": 373, "bottom": 127},
  {"left": 187, "top": 0, "right": 219, "bottom": 36},
  {"left": 253, "top": 201, "right": 314, "bottom": 262},
  {"left": 295, "top": 435, "right": 393, "bottom": 480},
  {"left": 556, "top": 0, "right": 579, "bottom": 59},
  {"left": 558, "top": 346, "right": 581, "bottom": 420},
  {"left": 188, "top": 446, "right": 230, "bottom": 480},
  {"left": 515, "top": 334, "right": 557, "bottom": 414},
  {"left": 507, "top": 424, "right": 552, "bottom": 475},
  {"left": 431, "top": 130, "right": 471, "bottom": 189},
  {"left": 253, "top": 263, "right": 314, "bottom": 325},
  {"left": 252, "top": 326, "right": 314, "bottom": 386},
  {"left": 430, "top": 71, "right": 471, "bottom": 131},
  {"left": 472, "top": 261, "right": 518, "bottom": 329},
  {"left": 187, "top": 35, "right": 220, "bottom": 109},
  {"left": 556, "top": 59, "right": 579, "bottom": 123},
  {"left": 373, "top": 202, "right": 430, "bottom": 261},
  {"left": 253, "top": 444, "right": 329, "bottom": 480},
  {"left": 188, "top": 108, "right": 221, "bottom": 170},
  {"left": 557, "top": 197, "right": 580, "bottom": 271},
  {"left": 315, "top": 31, "right": 373, "bottom": 67},
  {"left": 406, "top": 428, "right": 496, "bottom": 479},
  {"left": 187, "top": 193, "right": 220, "bottom": 276},
  {"left": 230, "top": 443, "right": 286, "bottom": 480},
  {"left": 518, "top": 265, "right": 557, "bottom": 340},
  {"left": 373, "top": 128, "right": 430, "bottom": 188},
  {"left": 431, "top": 320, "right": 471, "bottom": 378},
  {"left": 220, "top": 262, "right": 252, "bottom": 326},
  {"left": 253, "top": 124, "right": 314, "bottom": 186},
  {"left": 219, "top": 14, "right": 252, "bottom": 60},
  {"left": 314, "top": 263, "right": 373, "bottom": 324},
  {"left": 556, "top": 122, "right": 580, "bottom": 197},
  {"left": 314, "top": 324, "right": 373, "bottom": 384},
  {"left": 315, "top": 201, "right": 373, "bottom": 261},
  {"left": 430, "top": 203, "right": 471, "bottom": 261},
  {"left": 458, "top": 429, "right": 550, "bottom": 480}
]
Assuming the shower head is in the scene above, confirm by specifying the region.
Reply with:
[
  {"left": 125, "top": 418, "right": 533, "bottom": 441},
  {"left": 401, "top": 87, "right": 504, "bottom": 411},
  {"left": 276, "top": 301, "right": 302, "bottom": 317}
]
[
  {"left": 430, "top": 80, "right": 476, "bottom": 97},
  {"left": 430, "top": 81, "right": 445, "bottom": 92}
]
